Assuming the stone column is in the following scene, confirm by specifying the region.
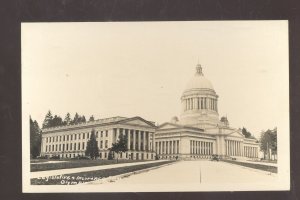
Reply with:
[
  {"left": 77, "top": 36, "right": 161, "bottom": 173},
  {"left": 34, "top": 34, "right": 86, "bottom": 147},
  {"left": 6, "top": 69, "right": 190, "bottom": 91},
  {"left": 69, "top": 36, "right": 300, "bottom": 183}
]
[
  {"left": 170, "top": 140, "right": 173, "bottom": 154},
  {"left": 116, "top": 128, "right": 120, "bottom": 142},
  {"left": 127, "top": 129, "right": 130, "bottom": 151},
  {"left": 147, "top": 132, "right": 150, "bottom": 151},
  {"left": 138, "top": 131, "right": 142, "bottom": 151},
  {"left": 143, "top": 131, "right": 146, "bottom": 151},
  {"left": 133, "top": 130, "right": 136, "bottom": 150}
]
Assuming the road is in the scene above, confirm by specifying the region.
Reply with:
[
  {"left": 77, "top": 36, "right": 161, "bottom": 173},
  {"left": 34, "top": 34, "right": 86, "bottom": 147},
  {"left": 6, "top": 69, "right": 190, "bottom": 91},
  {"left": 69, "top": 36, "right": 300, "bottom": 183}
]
[{"left": 91, "top": 160, "right": 279, "bottom": 191}]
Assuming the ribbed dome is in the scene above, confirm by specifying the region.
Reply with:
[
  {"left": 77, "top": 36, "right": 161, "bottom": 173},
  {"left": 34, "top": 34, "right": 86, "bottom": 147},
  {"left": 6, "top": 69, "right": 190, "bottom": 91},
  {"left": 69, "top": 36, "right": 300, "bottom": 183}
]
[{"left": 184, "top": 64, "right": 214, "bottom": 92}]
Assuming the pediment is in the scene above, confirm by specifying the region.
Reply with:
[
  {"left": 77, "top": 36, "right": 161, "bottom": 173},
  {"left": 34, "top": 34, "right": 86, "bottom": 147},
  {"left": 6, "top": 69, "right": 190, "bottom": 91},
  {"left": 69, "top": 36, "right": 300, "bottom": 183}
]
[
  {"left": 158, "top": 123, "right": 181, "bottom": 130},
  {"left": 227, "top": 130, "right": 245, "bottom": 138},
  {"left": 120, "top": 117, "right": 156, "bottom": 128}
]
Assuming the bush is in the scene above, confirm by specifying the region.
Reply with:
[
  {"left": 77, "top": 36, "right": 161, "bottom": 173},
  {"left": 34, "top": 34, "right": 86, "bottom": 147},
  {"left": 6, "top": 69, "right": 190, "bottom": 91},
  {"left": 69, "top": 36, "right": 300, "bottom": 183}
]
[
  {"left": 37, "top": 155, "right": 49, "bottom": 159},
  {"left": 50, "top": 155, "right": 60, "bottom": 159},
  {"left": 79, "top": 156, "right": 90, "bottom": 160},
  {"left": 155, "top": 155, "right": 160, "bottom": 160}
]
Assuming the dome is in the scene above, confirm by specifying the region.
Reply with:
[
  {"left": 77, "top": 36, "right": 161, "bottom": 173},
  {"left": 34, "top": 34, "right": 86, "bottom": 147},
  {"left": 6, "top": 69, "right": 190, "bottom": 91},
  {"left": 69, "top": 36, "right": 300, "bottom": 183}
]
[{"left": 183, "top": 64, "right": 214, "bottom": 92}]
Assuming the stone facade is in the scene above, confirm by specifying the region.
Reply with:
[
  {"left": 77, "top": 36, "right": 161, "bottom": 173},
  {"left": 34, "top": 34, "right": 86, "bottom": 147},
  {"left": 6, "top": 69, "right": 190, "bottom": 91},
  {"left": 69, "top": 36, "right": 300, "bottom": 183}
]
[
  {"left": 41, "top": 116, "right": 156, "bottom": 160},
  {"left": 155, "top": 64, "right": 259, "bottom": 160},
  {"left": 40, "top": 63, "right": 260, "bottom": 161}
]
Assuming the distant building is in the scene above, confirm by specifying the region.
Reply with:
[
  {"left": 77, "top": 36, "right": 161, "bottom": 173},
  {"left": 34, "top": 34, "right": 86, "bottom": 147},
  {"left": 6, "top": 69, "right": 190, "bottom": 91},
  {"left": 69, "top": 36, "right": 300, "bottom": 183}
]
[
  {"left": 40, "top": 64, "right": 259, "bottom": 160},
  {"left": 155, "top": 64, "right": 259, "bottom": 160},
  {"left": 41, "top": 116, "right": 156, "bottom": 160}
]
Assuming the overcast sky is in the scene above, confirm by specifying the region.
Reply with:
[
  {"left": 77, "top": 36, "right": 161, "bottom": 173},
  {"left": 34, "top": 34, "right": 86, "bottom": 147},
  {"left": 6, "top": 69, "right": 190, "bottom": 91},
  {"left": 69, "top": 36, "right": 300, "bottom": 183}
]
[{"left": 22, "top": 21, "right": 288, "bottom": 138}]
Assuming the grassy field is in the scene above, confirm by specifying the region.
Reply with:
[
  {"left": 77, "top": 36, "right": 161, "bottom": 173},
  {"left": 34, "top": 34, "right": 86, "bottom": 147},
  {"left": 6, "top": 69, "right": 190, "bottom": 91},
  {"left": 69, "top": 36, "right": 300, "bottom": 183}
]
[
  {"left": 31, "top": 160, "right": 175, "bottom": 185},
  {"left": 222, "top": 160, "right": 277, "bottom": 173},
  {"left": 31, "top": 159, "right": 146, "bottom": 172}
]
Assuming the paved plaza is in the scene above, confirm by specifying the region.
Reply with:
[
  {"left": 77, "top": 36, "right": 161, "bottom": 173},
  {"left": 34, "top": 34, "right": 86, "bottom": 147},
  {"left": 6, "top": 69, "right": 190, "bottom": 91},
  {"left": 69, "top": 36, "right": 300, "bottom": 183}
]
[{"left": 94, "top": 160, "right": 277, "bottom": 185}]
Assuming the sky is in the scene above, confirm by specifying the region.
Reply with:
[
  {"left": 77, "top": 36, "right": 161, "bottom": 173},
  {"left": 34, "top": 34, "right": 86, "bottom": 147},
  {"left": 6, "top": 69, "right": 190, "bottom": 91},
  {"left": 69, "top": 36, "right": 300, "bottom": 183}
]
[{"left": 21, "top": 21, "right": 289, "bottom": 138}]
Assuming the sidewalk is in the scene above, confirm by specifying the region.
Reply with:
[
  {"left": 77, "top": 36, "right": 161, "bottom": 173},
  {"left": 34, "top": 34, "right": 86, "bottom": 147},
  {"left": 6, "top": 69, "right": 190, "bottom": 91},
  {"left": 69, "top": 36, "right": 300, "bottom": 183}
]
[
  {"left": 236, "top": 159, "right": 277, "bottom": 167},
  {"left": 30, "top": 160, "right": 166, "bottom": 179}
]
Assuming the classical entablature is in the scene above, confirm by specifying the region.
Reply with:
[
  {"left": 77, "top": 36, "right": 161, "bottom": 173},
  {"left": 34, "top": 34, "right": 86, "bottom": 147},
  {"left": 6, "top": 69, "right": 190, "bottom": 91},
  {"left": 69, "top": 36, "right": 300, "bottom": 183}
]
[{"left": 42, "top": 116, "right": 156, "bottom": 134}]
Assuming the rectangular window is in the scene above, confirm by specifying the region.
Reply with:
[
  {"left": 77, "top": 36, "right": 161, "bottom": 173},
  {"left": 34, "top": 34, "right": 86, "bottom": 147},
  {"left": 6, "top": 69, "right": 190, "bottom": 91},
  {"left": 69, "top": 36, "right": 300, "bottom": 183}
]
[
  {"left": 83, "top": 133, "right": 85, "bottom": 139},
  {"left": 49, "top": 137, "right": 51, "bottom": 143},
  {"left": 105, "top": 152, "right": 107, "bottom": 158},
  {"left": 75, "top": 134, "right": 77, "bottom": 140},
  {"left": 60, "top": 136, "right": 61, "bottom": 141},
  {"left": 79, "top": 133, "right": 81, "bottom": 139},
  {"left": 96, "top": 131, "right": 98, "bottom": 138},
  {"left": 63, "top": 144, "right": 65, "bottom": 151},
  {"left": 63, "top": 135, "right": 65, "bottom": 141},
  {"left": 67, "top": 135, "right": 69, "bottom": 140},
  {"left": 70, "top": 143, "right": 72, "bottom": 150},
  {"left": 56, "top": 144, "right": 58, "bottom": 151},
  {"left": 105, "top": 140, "right": 108, "bottom": 148},
  {"left": 49, "top": 145, "right": 51, "bottom": 152},
  {"left": 71, "top": 135, "right": 73, "bottom": 140},
  {"left": 106, "top": 130, "right": 108, "bottom": 137},
  {"left": 74, "top": 143, "right": 76, "bottom": 150},
  {"left": 46, "top": 137, "right": 48, "bottom": 143},
  {"left": 78, "top": 142, "right": 80, "bottom": 150},
  {"left": 66, "top": 144, "right": 69, "bottom": 151},
  {"left": 87, "top": 133, "right": 89, "bottom": 139},
  {"left": 52, "top": 145, "right": 54, "bottom": 151},
  {"left": 82, "top": 142, "right": 85, "bottom": 150},
  {"left": 59, "top": 144, "right": 61, "bottom": 151},
  {"left": 101, "top": 131, "right": 103, "bottom": 137},
  {"left": 46, "top": 145, "right": 48, "bottom": 152},
  {"left": 100, "top": 141, "right": 103, "bottom": 149}
]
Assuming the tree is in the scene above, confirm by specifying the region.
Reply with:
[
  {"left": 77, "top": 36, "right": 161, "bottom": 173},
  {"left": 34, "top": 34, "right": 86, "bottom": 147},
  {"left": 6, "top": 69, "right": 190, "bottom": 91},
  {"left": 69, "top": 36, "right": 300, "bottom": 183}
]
[
  {"left": 51, "top": 115, "right": 63, "bottom": 127},
  {"left": 79, "top": 115, "right": 86, "bottom": 123},
  {"left": 85, "top": 129, "right": 100, "bottom": 159},
  {"left": 109, "top": 133, "right": 128, "bottom": 163},
  {"left": 259, "top": 128, "right": 277, "bottom": 160},
  {"left": 89, "top": 115, "right": 95, "bottom": 121},
  {"left": 64, "top": 113, "right": 72, "bottom": 125},
  {"left": 42, "top": 110, "right": 53, "bottom": 128},
  {"left": 30, "top": 116, "right": 41, "bottom": 158},
  {"left": 71, "top": 112, "right": 80, "bottom": 125},
  {"left": 241, "top": 127, "right": 252, "bottom": 138}
]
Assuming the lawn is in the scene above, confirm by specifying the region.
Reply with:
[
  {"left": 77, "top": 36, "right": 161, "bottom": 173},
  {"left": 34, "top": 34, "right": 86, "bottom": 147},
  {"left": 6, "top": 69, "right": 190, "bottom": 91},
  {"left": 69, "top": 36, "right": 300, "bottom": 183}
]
[
  {"left": 31, "top": 160, "right": 175, "bottom": 185},
  {"left": 31, "top": 159, "right": 146, "bottom": 172},
  {"left": 222, "top": 160, "right": 277, "bottom": 173}
]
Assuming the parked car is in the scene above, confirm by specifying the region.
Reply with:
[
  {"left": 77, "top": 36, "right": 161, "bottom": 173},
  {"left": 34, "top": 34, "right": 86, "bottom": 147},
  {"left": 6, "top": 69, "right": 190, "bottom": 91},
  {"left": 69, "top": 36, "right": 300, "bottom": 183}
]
[{"left": 211, "top": 154, "right": 219, "bottom": 161}]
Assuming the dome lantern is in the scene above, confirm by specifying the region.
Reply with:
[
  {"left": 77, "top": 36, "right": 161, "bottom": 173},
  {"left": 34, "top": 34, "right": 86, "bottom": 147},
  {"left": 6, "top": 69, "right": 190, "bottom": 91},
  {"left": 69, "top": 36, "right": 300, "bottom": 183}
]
[{"left": 196, "top": 63, "right": 203, "bottom": 76}]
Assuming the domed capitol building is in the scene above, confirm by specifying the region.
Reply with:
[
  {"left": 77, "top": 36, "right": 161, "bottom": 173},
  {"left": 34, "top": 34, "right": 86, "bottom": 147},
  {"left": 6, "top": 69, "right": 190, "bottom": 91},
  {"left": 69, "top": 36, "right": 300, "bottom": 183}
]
[{"left": 41, "top": 64, "right": 259, "bottom": 160}]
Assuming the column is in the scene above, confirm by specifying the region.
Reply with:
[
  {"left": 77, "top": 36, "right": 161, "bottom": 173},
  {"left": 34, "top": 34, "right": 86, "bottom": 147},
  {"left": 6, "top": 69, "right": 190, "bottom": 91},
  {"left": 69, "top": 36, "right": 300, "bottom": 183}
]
[
  {"left": 177, "top": 140, "right": 180, "bottom": 153},
  {"left": 158, "top": 142, "right": 161, "bottom": 154},
  {"left": 138, "top": 130, "right": 141, "bottom": 150},
  {"left": 170, "top": 140, "right": 173, "bottom": 154},
  {"left": 133, "top": 130, "right": 136, "bottom": 150},
  {"left": 143, "top": 131, "right": 146, "bottom": 151},
  {"left": 127, "top": 129, "right": 130, "bottom": 151},
  {"left": 116, "top": 128, "right": 120, "bottom": 142}
]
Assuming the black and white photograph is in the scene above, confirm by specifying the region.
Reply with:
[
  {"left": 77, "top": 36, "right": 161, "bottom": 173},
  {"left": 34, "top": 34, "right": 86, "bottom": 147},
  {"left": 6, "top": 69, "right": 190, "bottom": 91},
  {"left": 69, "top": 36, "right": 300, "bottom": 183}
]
[{"left": 22, "top": 21, "right": 289, "bottom": 192}]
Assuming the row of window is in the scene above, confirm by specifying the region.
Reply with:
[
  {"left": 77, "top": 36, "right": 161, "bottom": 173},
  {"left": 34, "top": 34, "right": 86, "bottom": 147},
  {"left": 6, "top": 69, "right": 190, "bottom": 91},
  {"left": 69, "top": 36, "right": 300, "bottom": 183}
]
[
  {"left": 45, "top": 140, "right": 109, "bottom": 152},
  {"left": 45, "top": 130, "right": 109, "bottom": 143}
]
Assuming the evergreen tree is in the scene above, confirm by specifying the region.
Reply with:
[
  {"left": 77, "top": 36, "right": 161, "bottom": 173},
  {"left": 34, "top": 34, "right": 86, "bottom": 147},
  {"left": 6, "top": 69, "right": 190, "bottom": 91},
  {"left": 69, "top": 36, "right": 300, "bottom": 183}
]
[
  {"left": 241, "top": 127, "right": 252, "bottom": 138},
  {"left": 64, "top": 112, "right": 72, "bottom": 125},
  {"left": 109, "top": 133, "right": 128, "bottom": 163},
  {"left": 42, "top": 110, "right": 53, "bottom": 128},
  {"left": 52, "top": 115, "right": 63, "bottom": 127},
  {"left": 85, "top": 129, "right": 100, "bottom": 159},
  {"left": 79, "top": 115, "right": 86, "bottom": 123},
  {"left": 30, "top": 116, "right": 41, "bottom": 158},
  {"left": 89, "top": 115, "right": 95, "bottom": 121},
  {"left": 72, "top": 112, "right": 80, "bottom": 125}
]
